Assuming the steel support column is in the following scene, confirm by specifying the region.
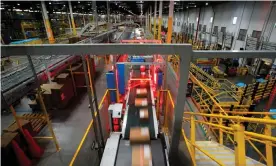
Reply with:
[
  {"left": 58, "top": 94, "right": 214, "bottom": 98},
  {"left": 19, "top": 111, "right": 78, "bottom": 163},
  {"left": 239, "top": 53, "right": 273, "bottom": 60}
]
[
  {"left": 150, "top": 6, "right": 152, "bottom": 33},
  {"left": 153, "top": 0, "right": 157, "bottom": 38},
  {"left": 166, "top": 0, "right": 174, "bottom": 43},
  {"left": 92, "top": 1, "right": 99, "bottom": 34},
  {"left": 87, "top": 56, "right": 105, "bottom": 148},
  {"left": 81, "top": 55, "right": 103, "bottom": 159},
  {"left": 106, "top": 1, "right": 110, "bottom": 43},
  {"left": 145, "top": 12, "right": 148, "bottom": 29},
  {"left": 68, "top": 1, "right": 77, "bottom": 36},
  {"left": 168, "top": 45, "right": 192, "bottom": 164},
  {"left": 83, "top": 15, "right": 86, "bottom": 27},
  {"left": 41, "top": 1, "right": 55, "bottom": 44},
  {"left": 157, "top": 0, "right": 163, "bottom": 40},
  {"left": 67, "top": 13, "right": 72, "bottom": 33},
  {"left": 195, "top": 7, "right": 201, "bottom": 42},
  {"left": 26, "top": 55, "right": 60, "bottom": 150}
]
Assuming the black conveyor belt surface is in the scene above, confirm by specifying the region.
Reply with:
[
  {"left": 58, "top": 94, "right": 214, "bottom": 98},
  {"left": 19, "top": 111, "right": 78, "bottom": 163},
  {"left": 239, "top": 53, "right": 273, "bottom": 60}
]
[
  {"left": 125, "top": 78, "right": 155, "bottom": 139},
  {"left": 115, "top": 139, "right": 167, "bottom": 166},
  {"left": 127, "top": 85, "right": 152, "bottom": 105},
  {"left": 124, "top": 104, "right": 155, "bottom": 139}
]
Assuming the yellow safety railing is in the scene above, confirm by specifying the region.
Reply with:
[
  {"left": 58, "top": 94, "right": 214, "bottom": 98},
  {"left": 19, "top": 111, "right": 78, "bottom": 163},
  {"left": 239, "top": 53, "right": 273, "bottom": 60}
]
[
  {"left": 69, "top": 89, "right": 118, "bottom": 166},
  {"left": 164, "top": 89, "right": 276, "bottom": 166}
]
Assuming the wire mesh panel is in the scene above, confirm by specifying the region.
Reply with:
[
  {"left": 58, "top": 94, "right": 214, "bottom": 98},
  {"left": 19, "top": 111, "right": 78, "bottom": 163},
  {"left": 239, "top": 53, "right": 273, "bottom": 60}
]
[
  {"left": 224, "top": 33, "right": 234, "bottom": 49},
  {"left": 261, "top": 41, "right": 276, "bottom": 50},
  {"left": 1, "top": 55, "right": 71, "bottom": 92},
  {"left": 245, "top": 36, "right": 259, "bottom": 50},
  {"left": 217, "top": 32, "right": 223, "bottom": 45}
]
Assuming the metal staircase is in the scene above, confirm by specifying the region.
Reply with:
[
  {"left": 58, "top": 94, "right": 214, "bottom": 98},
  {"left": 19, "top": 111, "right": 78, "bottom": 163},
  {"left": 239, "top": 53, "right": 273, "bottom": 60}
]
[{"left": 195, "top": 141, "right": 265, "bottom": 166}]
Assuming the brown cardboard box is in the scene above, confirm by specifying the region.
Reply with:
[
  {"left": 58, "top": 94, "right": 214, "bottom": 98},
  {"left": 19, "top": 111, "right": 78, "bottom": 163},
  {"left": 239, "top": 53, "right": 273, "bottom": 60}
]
[
  {"left": 135, "top": 98, "right": 148, "bottom": 107},
  {"left": 130, "top": 127, "right": 150, "bottom": 144},
  {"left": 139, "top": 108, "right": 149, "bottom": 119},
  {"left": 132, "top": 145, "right": 152, "bottom": 166},
  {"left": 136, "top": 88, "right": 148, "bottom": 97}
]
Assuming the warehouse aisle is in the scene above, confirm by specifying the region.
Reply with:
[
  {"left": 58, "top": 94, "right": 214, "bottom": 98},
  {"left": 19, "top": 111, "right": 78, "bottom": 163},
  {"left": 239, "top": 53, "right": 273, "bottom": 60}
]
[{"left": 36, "top": 61, "right": 108, "bottom": 166}]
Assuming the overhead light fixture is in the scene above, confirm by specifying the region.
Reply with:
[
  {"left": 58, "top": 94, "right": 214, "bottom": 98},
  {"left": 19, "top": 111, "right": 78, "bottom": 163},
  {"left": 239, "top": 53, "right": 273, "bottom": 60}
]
[
  {"left": 63, "top": 5, "right": 65, "bottom": 7},
  {"left": 30, "top": 7, "right": 32, "bottom": 9},
  {"left": 49, "top": 2, "right": 51, "bottom": 4},
  {"left": 78, "top": 1, "right": 80, "bottom": 3},
  {"left": 210, "top": 17, "right": 213, "bottom": 23},
  {"left": 186, "top": 6, "right": 188, "bottom": 9},
  {"left": 206, "top": 3, "right": 208, "bottom": 6},
  {"left": 194, "top": 5, "right": 196, "bottom": 7},
  {"left": 17, "top": 3, "right": 20, "bottom": 6},
  {"left": 0, "top": 8, "right": 4, "bottom": 10},
  {"left": 232, "top": 17, "right": 237, "bottom": 24}
]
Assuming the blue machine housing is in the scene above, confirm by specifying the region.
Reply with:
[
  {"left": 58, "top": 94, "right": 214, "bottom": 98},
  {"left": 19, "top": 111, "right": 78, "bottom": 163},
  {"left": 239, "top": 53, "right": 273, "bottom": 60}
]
[
  {"left": 117, "top": 64, "right": 125, "bottom": 95},
  {"left": 106, "top": 71, "right": 116, "bottom": 102}
]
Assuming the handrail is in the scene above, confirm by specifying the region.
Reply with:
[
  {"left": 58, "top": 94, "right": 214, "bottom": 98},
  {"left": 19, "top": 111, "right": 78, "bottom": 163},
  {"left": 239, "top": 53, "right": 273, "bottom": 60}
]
[
  {"left": 221, "top": 111, "right": 276, "bottom": 115},
  {"left": 184, "top": 112, "right": 276, "bottom": 125},
  {"left": 247, "top": 139, "right": 267, "bottom": 162},
  {"left": 189, "top": 73, "right": 236, "bottom": 124},
  {"left": 222, "top": 129, "right": 276, "bottom": 147},
  {"left": 184, "top": 115, "right": 275, "bottom": 165},
  {"left": 181, "top": 129, "right": 196, "bottom": 165},
  {"left": 69, "top": 89, "right": 110, "bottom": 166},
  {"left": 184, "top": 116, "right": 276, "bottom": 142},
  {"left": 183, "top": 117, "right": 233, "bottom": 131},
  {"left": 166, "top": 85, "right": 275, "bottom": 165}
]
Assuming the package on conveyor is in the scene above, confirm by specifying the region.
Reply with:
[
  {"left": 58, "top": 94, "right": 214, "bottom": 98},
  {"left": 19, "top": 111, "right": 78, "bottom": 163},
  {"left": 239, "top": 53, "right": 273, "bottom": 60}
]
[
  {"left": 140, "top": 65, "right": 146, "bottom": 72},
  {"left": 141, "top": 72, "right": 146, "bottom": 78},
  {"left": 132, "top": 144, "right": 152, "bottom": 166},
  {"left": 136, "top": 88, "right": 148, "bottom": 96},
  {"left": 139, "top": 108, "right": 149, "bottom": 119},
  {"left": 140, "top": 81, "right": 148, "bottom": 88},
  {"left": 130, "top": 127, "right": 150, "bottom": 144},
  {"left": 135, "top": 98, "right": 148, "bottom": 107}
]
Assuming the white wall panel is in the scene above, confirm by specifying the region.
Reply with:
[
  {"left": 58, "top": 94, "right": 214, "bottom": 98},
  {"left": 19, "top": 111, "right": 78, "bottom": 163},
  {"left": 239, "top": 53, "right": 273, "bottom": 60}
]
[{"left": 159, "top": 1, "right": 275, "bottom": 49}]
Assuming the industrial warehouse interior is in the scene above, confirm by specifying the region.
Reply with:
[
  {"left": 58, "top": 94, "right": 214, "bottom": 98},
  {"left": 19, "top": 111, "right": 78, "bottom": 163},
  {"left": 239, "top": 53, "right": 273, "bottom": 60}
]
[{"left": 1, "top": 1, "right": 276, "bottom": 166}]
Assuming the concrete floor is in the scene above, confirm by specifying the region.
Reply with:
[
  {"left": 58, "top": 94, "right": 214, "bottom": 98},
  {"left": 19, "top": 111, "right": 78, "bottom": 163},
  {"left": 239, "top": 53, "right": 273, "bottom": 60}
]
[
  {"left": 1, "top": 28, "right": 135, "bottom": 166},
  {"left": 35, "top": 63, "right": 108, "bottom": 166},
  {"left": 1, "top": 60, "right": 108, "bottom": 166}
]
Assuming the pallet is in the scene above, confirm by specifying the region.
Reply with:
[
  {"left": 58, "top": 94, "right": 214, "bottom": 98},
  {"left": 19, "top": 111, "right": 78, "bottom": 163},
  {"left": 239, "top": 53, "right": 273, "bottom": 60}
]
[{"left": 21, "top": 113, "right": 51, "bottom": 135}]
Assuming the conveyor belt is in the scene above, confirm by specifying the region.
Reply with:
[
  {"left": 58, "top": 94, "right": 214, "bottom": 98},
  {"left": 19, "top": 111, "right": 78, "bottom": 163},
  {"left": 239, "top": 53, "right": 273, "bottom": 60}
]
[
  {"left": 115, "top": 139, "right": 167, "bottom": 166},
  {"left": 124, "top": 69, "right": 155, "bottom": 139},
  {"left": 131, "top": 69, "right": 149, "bottom": 78},
  {"left": 127, "top": 85, "right": 152, "bottom": 105},
  {"left": 124, "top": 104, "right": 155, "bottom": 139}
]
